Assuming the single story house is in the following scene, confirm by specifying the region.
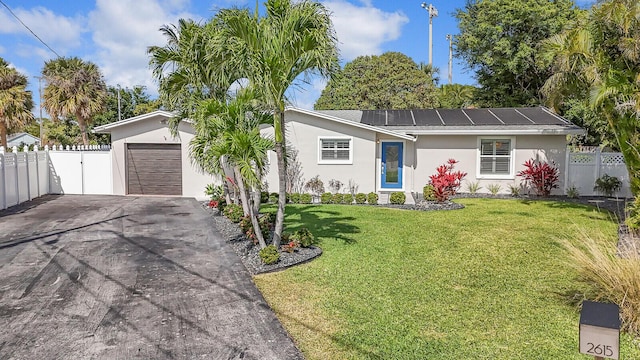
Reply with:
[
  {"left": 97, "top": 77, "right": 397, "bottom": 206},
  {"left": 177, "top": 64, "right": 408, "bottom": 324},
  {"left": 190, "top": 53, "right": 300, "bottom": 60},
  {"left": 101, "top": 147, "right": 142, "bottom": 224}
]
[
  {"left": 261, "top": 107, "right": 584, "bottom": 203},
  {"left": 7, "top": 132, "right": 40, "bottom": 148},
  {"left": 95, "top": 107, "right": 583, "bottom": 203}
]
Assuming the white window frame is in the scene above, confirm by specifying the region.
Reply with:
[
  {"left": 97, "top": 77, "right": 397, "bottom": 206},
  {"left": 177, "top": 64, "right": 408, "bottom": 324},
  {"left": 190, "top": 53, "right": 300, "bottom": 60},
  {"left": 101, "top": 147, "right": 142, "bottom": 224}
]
[
  {"left": 476, "top": 136, "right": 516, "bottom": 179},
  {"left": 318, "top": 136, "right": 353, "bottom": 164}
]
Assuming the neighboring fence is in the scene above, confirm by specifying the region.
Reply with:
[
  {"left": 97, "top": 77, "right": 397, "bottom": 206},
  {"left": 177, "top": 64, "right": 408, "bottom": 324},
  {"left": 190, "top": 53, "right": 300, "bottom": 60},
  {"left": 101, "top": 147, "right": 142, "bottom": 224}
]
[
  {"left": 566, "top": 149, "right": 632, "bottom": 198},
  {"left": 0, "top": 145, "right": 112, "bottom": 210}
]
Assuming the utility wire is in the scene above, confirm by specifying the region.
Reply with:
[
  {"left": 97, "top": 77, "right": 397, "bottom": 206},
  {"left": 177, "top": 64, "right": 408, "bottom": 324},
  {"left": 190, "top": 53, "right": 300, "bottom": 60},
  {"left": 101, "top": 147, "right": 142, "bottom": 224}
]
[{"left": 0, "top": 0, "right": 61, "bottom": 58}]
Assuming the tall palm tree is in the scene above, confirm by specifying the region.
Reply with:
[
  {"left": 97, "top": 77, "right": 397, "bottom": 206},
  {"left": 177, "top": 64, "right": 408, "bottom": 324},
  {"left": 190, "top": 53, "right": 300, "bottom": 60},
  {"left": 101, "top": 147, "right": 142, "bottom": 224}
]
[
  {"left": 209, "top": 0, "right": 340, "bottom": 247},
  {"left": 148, "top": 19, "right": 230, "bottom": 119},
  {"left": 0, "top": 58, "right": 34, "bottom": 148},
  {"left": 190, "top": 88, "right": 273, "bottom": 247},
  {"left": 42, "top": 57, "right": 107, "bottom": 146},
  {"left": 541, "top": 0, "right": 640, "bottom": 195}
]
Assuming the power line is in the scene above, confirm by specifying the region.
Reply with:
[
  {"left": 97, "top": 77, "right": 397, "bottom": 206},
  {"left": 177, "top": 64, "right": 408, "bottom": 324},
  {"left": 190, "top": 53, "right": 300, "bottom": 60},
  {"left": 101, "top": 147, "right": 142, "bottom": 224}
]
[{"left": 0, "top": 0, "right": 61, "bottom": 58}]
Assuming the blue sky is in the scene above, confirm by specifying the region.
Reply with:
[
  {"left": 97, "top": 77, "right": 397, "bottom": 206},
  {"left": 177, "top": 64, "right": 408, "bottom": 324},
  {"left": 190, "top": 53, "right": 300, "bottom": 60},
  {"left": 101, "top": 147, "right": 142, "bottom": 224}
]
[{"left": 1, "top": 0, "right": 596, "bottom": 113}]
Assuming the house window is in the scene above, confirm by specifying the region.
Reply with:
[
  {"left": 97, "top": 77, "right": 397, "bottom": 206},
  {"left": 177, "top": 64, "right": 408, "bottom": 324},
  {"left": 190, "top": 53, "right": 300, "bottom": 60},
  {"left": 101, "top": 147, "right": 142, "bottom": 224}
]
[
  {"left": 479, "top": 138, "right": 513, "bottom": 177},
  {"left": 319, "top": 137, "right": 352, "bottom": 164}
]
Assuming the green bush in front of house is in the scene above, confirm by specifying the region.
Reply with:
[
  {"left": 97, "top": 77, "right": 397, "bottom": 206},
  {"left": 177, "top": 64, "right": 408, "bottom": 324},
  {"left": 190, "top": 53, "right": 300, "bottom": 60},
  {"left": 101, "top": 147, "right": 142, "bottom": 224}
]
[
  {"left": 355, "top": 193, "right": 367, "bottom": 204},
  {"left": 390, "top": 192, "right": 406, "bottom": 205},
  {"left": 321, "top": 192, "right": 333, "bottom": 204},
  {"left": 367, "top": 192, "right": 379, "bottom": 205}
]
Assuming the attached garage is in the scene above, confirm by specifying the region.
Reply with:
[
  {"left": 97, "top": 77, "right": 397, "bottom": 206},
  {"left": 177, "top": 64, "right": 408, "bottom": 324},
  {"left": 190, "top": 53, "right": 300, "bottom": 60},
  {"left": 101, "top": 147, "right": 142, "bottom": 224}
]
[{"left": 126, "top": 143, "right": 182, "bottom": 195}]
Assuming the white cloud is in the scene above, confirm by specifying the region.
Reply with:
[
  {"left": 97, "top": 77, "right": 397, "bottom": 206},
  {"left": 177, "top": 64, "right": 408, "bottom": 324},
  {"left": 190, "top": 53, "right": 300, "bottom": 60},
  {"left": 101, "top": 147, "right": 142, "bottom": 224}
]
[
  {"left": 0, "top": 6, "right": 84, "bottom": 54},
  {"left": 88, "top": 0, "right": 198, "bottom": 93},
  {"left": 322, "top": 0, "right": 408, "bottom": 61}
]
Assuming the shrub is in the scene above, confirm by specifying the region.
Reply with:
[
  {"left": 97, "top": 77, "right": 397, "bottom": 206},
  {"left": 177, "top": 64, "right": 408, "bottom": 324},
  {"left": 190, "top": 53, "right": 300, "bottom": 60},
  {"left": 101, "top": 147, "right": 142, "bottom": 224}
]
[
  {"left": 328, "top": 179, "right": 343, "bottom": 193},
  {"left": 304, "top": 175, "right": 325, "bottom": 199},
  {"left": 355, "top": 193, "right": 367, "bottom": 204},
  {"left": 367, "top": 192, "right": 379, "bottom": 205},
  {"left": 566, "top": 185, "right": 580, "bottom": 199},
  {"left": 320, "top": 192, "right": 333, "bottom": 204},
  {"left": 428, "top": 159, "right": 467, "bottom": 203},
  {"left": 259, "top": 245, "right": 280, "bottom": 265},
  {"left": 260, "top": 191, "right": 269, "bottom": 203},
  {"left": 290, "top": 192, "right": 301, "bottom": 204},
  {"left": 466, "top": 181, "right": 482, "bottom": 194},
  {"left": 508, "top": 184, "right": 522, "bottom": 197},
  {"left": 332, "top": 193, "right": 344, "bottom": 204},
  {"left": 300, "top": 193, "right": 312, "bottom": 204},
  {"left": 487, "top": 183, "right": 501, "bottom": 196},
  {"left": 626, "top": 196, "right": 640, "bottom": 233},
  {"left": 423, "top": 184, "right": 436, "bottom": 201},
  {"left": 282, "top": 240, "right": 299, "bottom": 253},
  {"left": 290, "top": 228, "right": 316, "bottom": 247},
  {"left": 390, "top": 192, "right": 406, "bottom": 204},
  {"left": 269, "top": 192, "right": 279, "bottom": 203},
  {"left": 343, "top": 193, "right": 354, "bottom": 205},
  {"left": 563, "top": 232, "right": 640, "bottom": 336},
  {"left": 516, "top": 159, "right": 559, "bottom": 196},
  {"left": 239, "top": 216, "right": 253, "bottom": 233},
  {"left": 594, "top": 174, "right": 622, "bottom": 197},
  {"left": 223, "top": 203, "right": 244, "bottom": 223},
  {"left": 205, "top": 183, "right": 224, "bottom": 199}
]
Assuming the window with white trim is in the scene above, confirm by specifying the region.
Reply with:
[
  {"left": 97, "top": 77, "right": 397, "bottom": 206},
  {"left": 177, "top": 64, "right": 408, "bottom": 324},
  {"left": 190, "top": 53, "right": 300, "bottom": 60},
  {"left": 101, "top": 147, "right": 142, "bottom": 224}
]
[
  {"left": 319, "top": 137, "right": 352, "bottom": 164},
  {"left": 479, "top": 138, "right": 512, "bottom": 176}
]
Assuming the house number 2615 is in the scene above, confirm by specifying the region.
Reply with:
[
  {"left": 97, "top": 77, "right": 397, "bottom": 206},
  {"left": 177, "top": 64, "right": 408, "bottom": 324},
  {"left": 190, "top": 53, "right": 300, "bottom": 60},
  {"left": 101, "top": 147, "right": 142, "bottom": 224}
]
[{"left": 586, "top": 343, "right": 614, "bottom": 357}]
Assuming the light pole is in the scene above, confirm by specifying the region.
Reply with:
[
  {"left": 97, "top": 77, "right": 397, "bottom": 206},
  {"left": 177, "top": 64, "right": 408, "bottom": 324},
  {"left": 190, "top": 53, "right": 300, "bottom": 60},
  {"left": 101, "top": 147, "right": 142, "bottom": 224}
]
[
  {"left": 446, "top": 34, "right": 453, "bottom": 84},
  {"left": 117, "top": 84, "right": 122, "bottom": 121},
  {"left": 33, "top": 76, "right": 44, "bottom": 146},
  {"left": 421, "top": 2, "right": 438, "bottom": 65}
]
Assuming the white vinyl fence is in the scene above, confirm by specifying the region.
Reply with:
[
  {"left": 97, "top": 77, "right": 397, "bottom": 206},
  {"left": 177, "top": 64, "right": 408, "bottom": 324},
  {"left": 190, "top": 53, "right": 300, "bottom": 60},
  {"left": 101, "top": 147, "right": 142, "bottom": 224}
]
[
  {"left": 566, "top": 149, "right": 632, "bottom": 198},
  {"left": 1, "top": 145, "right": 112, "bottom": 210}
]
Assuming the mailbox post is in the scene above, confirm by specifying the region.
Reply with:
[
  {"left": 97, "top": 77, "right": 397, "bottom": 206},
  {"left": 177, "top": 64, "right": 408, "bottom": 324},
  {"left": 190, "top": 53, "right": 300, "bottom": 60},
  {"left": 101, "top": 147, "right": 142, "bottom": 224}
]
[{"left": 579, "top": 301, "right": 620, "bottom": 360}]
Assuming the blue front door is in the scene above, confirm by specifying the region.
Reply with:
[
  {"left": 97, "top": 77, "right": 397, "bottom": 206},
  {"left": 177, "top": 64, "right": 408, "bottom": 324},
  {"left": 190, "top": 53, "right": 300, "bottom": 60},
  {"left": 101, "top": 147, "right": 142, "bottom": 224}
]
[{"left": 381, "top": 142, "right": 403, "bottom": 189}]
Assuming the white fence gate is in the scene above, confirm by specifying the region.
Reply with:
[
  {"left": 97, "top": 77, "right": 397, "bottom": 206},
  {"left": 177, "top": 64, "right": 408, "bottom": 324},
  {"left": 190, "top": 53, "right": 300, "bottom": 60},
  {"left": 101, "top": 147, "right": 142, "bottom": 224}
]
[
  {"left": 566, "top": 149, "right": 632, "bottom": 198},
  {"left": 1, "top": 145, "right": 112, "bottom": 210}
]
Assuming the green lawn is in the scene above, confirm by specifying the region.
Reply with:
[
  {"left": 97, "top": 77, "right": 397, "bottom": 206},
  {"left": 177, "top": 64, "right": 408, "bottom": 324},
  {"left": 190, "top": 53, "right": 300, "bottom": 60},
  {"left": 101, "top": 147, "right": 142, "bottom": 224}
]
[{"left": 254, "top": 199, "right": 640, "bottom": 359}]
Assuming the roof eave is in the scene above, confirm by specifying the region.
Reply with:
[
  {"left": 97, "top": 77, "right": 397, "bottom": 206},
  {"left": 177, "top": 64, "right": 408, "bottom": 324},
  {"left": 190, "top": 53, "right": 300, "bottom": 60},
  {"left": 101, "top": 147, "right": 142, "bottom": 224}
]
[
  {"left": 285, "top": 107, "right": 417, "bottom": 142},
  {"left": 397, "top": 128, "right": 585, "bottom": 136},
  {"left": 93, "top": 110, "right": 177, "bottom": 133}
]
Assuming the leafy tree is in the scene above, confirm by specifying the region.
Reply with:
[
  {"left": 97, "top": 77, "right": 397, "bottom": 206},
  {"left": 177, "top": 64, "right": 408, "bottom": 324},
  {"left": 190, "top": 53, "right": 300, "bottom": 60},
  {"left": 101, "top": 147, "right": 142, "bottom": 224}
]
[
  {"left": 541, "top": 0, "right": 640, "bottom": 195},
  {"left": 190, "top": 88, "right": 273, "bottom": 247},
  {"left": 42, "top": 57, "right": 107, "bottom": 146},
  {"left": 92, "top": 85, "right": 160, "bottom": 143},
  {"left": 438, "top": 84, "right": 477, "bottom": 109},
  {"left": 315, "top": 52, "right": 438, "bottom": 110},
  {"left": 455, "top": 0, "right": 580, "bottom": 107},
  {"left": 0, "top": 57, "right": 34, "bottom": 147}
]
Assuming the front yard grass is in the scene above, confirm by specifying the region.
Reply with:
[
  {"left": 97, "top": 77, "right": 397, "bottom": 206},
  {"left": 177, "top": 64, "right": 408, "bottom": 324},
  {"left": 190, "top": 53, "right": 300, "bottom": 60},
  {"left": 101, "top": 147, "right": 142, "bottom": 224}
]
[{"left": 254, "top": 198, "right": 640, "bottom": 359}]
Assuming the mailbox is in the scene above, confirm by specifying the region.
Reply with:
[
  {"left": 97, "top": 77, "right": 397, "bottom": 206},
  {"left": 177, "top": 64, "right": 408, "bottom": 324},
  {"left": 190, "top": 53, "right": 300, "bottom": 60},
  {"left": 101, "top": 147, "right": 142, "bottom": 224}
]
[{"left": 579, "top": 301, "right": 620, "bottom": 359}]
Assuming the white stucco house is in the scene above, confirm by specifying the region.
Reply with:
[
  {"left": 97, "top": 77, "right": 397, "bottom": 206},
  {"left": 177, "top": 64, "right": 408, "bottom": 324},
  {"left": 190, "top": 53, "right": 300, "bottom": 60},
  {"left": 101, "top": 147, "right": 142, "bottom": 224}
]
[{"left": 94, "top": 107, "right": 583, "bottom": 203}]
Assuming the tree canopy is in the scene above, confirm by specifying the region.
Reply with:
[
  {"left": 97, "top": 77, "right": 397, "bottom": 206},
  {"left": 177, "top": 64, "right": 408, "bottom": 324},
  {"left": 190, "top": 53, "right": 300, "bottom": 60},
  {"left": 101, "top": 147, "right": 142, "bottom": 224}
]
[
  {"left": 315, "top": 52, "right": 438, "bottom": 110},
  {"left": 0, "top": 57, "right": 34, "bottom": 148},
  {"left": 541, "top": 0, "right": 640, "bottom": 195},
  {"left": 42, "top": 57, "right": 107, "bottom": 146},
  {"left": 455, "top": 0, "right": 580, "bottom": 107}
]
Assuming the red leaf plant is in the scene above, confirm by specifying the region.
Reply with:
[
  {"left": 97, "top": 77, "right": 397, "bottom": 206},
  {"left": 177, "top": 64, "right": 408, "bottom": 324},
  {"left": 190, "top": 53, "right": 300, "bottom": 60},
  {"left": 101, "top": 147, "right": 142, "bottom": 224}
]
[
  {"left": 208, "top": 200, "right": 219, "bottom": 209},
  {"left": 516, "top": 159, "right": 559, "bottom": 196},
  {"left": 429, "top": 159, "right": 467, "bottom": 203}
]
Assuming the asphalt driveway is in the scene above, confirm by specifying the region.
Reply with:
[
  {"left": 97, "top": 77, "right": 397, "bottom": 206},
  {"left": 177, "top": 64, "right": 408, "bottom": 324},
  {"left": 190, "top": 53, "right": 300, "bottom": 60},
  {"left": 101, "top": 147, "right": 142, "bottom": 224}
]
[{"left": 0, "top": 195, "right": 302, "bottom": 359}]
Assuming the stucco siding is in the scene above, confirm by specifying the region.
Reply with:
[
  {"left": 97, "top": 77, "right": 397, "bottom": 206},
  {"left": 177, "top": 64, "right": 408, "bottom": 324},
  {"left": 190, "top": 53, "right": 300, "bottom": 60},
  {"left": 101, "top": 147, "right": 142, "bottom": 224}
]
[
  {"left": 413, "top": 135, "right": 567, "bottom": 195},
  {"left": 263, "top": 111, "right": 378, "bottom": 194},
  {"left": 109, "top": 117, "right": 214, "bottom": 199}
]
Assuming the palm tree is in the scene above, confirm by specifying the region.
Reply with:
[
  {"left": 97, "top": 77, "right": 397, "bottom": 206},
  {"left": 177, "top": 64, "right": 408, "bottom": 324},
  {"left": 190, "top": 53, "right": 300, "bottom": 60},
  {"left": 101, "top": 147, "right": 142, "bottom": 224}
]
[
  {"left": 0, "top": 58, "right": 34, "bottom": 148},
  {"left": 190, "top": 88, "right": 273, "bottom": 247},
  {"left": 209, "top": 0, "right": 340, "bottom": 247},
  {"left": 439, "top": 84, "right": 476, "bottom": 108},
  {"left": 41, "top": 57, "right": 107, "bottom": 146},
  {"left": 148, "top": 19, "right": 230, "bottom": 119},
  {"left": 541, "top": 0, "right": 640, "bottom": 195}
]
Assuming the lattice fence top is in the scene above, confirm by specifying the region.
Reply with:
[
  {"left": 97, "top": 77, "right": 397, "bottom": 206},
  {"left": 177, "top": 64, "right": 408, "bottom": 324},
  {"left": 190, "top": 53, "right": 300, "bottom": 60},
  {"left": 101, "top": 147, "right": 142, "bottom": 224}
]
[
  {"left": 570, "top": 153, "right": 596, "bottom": 164},
  {"left": 569, "top": 152, "right": 626, "bottom": 165},
  {"left": 602, "top": 153, "right": 626, "bottom": 165}
]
